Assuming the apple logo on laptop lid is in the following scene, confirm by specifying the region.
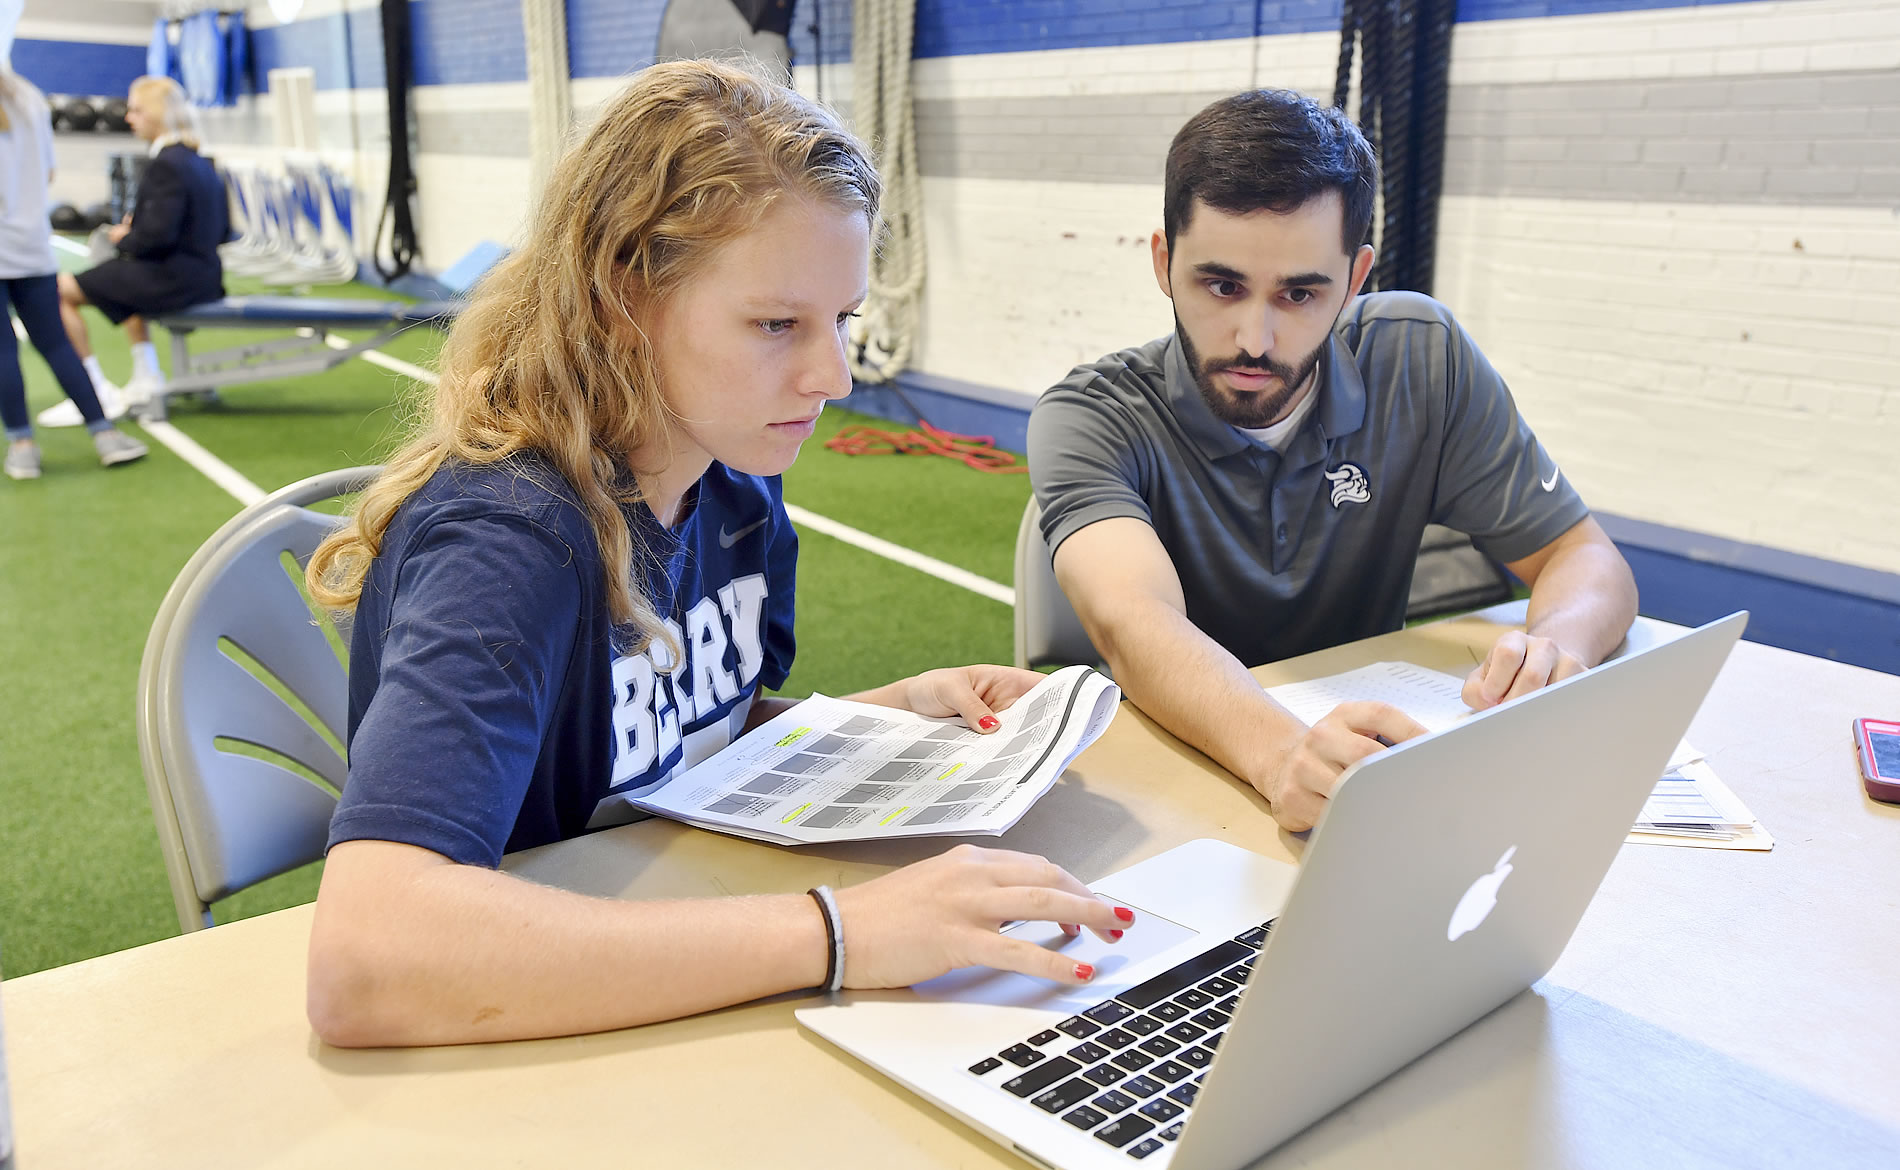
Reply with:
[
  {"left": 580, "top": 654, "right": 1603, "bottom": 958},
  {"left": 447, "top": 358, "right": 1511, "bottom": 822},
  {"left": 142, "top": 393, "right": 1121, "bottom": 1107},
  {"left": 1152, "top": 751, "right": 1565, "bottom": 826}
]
[{"left": 1448, "top": 846, "right": 1516, "bottom": 941}]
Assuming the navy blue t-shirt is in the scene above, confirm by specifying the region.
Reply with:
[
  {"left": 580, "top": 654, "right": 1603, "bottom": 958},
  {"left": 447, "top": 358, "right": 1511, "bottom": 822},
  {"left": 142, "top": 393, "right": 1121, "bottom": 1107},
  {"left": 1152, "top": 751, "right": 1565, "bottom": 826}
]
[{"left": 327, "top": 455, "right": 797, "bottom": 867}]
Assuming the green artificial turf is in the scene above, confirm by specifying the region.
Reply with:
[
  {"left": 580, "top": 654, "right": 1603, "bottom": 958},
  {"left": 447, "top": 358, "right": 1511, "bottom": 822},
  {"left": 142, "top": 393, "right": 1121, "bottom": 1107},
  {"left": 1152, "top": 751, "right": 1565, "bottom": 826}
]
[{"left": 0, "top": 272, "right": 1025, "bottom": 977}]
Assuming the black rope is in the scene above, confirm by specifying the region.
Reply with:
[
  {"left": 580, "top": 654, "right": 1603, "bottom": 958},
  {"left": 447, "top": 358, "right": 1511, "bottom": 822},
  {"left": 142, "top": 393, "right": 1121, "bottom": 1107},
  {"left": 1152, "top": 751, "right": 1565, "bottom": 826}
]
[
  {"left": 1332, "top": 0, "right": 1456, "bottom": 295},
  {"left": 373, "top": 0, "right": 419, "bottom": 282}
]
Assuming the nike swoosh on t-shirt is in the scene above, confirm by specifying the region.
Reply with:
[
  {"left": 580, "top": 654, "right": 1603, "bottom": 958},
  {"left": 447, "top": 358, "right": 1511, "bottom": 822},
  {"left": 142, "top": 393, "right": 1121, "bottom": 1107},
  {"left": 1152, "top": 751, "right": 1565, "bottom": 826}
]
[
  {"left": 1541, "top": 469, "right": 1560, "bottom": 492},
  {"left": 719, "top": 518, "right": 768, "bottom": 549}
]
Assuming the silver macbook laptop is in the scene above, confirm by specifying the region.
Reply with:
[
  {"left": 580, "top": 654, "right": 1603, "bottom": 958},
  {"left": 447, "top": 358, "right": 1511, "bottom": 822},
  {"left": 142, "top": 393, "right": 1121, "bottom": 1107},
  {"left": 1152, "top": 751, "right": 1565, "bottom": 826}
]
[{"left": 797, "top": 612, "right": 1747, "bottom": 1169}]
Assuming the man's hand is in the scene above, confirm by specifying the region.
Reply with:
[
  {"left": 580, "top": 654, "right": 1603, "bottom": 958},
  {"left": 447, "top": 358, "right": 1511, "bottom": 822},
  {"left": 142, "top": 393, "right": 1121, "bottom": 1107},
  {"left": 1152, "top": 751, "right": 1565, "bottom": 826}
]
[
  {"left": 107, "top": 219, "right": 131, "bottom": 244},
  {"left": 1256, "top": 701, "right": 1430, "bottom": 832},
  {"left": 1462, "top": 630, "right": 1587, "bottom": 710}
]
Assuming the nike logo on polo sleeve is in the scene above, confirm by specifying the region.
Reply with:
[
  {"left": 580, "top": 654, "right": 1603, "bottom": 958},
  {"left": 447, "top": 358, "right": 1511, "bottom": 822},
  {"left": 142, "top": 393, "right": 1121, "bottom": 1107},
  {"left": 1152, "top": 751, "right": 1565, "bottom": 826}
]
[
  {"left": 719, "top": 518, "right": 768, "bottom": 548},
  {"left": 1541, "top": 469, "right": 1560, "bottom": 492}
]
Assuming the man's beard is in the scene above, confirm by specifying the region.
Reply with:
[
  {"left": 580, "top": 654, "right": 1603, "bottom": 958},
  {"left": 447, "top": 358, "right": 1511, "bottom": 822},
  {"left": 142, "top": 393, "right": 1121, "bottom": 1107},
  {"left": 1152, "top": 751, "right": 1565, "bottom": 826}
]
[{"left": 1176, "top": 313, "right": 1326, "bottom": 429}]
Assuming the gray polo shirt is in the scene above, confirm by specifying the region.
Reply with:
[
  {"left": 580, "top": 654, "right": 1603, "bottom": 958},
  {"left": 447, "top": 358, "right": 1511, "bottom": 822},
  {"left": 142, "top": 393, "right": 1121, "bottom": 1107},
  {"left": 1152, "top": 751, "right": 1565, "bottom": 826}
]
[{"left": 1028, "top": 291, "right": 1588, "bottom": 668}]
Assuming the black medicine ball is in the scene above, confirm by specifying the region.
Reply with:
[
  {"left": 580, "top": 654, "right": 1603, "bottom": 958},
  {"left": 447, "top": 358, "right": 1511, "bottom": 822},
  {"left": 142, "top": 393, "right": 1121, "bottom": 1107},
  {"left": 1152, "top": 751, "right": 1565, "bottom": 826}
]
[
  {"left": 99, "top": 98, "right": 131, "bottom": 134},
  {"left": 49, "top": 204, "right": 87, "bottom": 233},
  {"left": 64, "top": 99, "right": 99, "bottom": 132}
]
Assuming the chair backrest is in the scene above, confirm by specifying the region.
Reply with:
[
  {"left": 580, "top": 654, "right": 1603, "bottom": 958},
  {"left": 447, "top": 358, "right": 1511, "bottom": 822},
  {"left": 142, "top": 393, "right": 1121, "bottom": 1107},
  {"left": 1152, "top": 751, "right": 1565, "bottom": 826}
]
[
  {"left": 138, "top": 466, "right": 379, "bottom": 933},
  {"left": 1010, "top": 498, "right": 1515, "bottom": 671},
  {"left": 1012, "top": 497, "right": 1103, "bottom": 671}
]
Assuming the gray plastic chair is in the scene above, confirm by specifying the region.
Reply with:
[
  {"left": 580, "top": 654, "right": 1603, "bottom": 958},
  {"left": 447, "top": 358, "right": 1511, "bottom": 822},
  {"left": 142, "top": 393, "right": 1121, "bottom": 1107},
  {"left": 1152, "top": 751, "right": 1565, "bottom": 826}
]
[
  {"left": 1010, "top": 496, "right": 1515, "bottom": 671},
  {"left": 1012, "top": 497, "right": 1103, "bottom": 671},
  {"left": 137, "top": 466, "right": 379, "bottom": 933}
]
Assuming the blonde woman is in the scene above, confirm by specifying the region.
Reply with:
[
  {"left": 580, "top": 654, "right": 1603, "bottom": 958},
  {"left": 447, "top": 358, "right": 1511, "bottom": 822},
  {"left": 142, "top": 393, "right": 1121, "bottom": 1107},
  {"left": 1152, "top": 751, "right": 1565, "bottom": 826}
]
[
  {"left": 0, "top": 65, "right": 148, "bottom": 475},
  {"left": 303, "top": 59, "right": 1134, "bottom": 1048},
  {"left": 39, "top": 75, "right": 227, "bottom": 427}
]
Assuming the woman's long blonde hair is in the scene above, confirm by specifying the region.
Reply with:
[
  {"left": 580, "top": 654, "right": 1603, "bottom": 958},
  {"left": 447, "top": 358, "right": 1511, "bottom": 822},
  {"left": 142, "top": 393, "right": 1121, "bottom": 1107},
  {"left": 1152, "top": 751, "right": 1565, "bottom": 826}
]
[
  {"left": 131, "top": 75, "right": 202, "bottom": 149},
  {"left": 307, "top": 58, "right": 880, "bottom": 654}
]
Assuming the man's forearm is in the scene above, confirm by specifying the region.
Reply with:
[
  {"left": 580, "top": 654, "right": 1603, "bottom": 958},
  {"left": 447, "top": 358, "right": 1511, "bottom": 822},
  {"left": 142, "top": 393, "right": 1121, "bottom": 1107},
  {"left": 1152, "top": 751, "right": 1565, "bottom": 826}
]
[
  {"left": 1524, "top": 541, "right": 1639, "bottom": 666},
  {"left": 1092, "top": 599, "right": 1308, "bottom": 794}
]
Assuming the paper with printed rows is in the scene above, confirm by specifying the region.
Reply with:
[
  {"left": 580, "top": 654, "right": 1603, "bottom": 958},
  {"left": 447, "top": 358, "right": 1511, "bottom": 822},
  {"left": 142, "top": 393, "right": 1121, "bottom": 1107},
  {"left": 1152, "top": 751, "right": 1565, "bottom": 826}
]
[{"left": 624, "top": 665, "right": 1122, "bottom": 845}]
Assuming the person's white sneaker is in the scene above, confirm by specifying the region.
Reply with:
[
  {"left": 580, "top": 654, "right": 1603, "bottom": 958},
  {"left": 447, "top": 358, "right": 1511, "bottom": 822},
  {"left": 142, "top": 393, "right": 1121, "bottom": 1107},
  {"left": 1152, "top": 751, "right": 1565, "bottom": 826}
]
[{"left": 37, "top": 380, "right": 127, "bottom": 428}]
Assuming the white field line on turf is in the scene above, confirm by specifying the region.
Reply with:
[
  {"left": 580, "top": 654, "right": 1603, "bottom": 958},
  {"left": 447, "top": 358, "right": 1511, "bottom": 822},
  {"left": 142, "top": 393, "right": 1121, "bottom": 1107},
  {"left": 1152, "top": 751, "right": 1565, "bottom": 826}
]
[
  {"left": 319, "top": 331, "right": 441, "bottom": 384},
  {"left": 52, "top": 236, "right": 87, "bottom": 256},
  {"left": 139, "top": 419, "right": 267, "bottom": 505},
  {"left": 317, "top": 336, "right": 1016, "bottom": 604}
]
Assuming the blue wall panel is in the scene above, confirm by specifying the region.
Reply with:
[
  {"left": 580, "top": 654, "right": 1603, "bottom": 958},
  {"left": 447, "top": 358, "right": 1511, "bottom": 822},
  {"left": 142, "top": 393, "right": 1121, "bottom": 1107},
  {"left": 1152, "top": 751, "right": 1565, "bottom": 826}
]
[
  {"left": 10, "top": 39, "right": 147, "bottom": 98},
  {"left": 410, "top": 0, "right": 527, "bottom": 86},
  {"left": 567, "top": 0, "right": 667, "bottom": 80},
  {"left": 250, "top": 10, "right": 385, "bottom": 92}
]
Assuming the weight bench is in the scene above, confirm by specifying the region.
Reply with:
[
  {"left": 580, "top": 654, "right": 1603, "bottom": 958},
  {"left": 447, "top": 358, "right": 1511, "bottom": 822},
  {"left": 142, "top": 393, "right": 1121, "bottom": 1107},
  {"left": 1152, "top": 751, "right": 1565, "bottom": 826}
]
[{"left": 140, "top": 295, "right": 461, "bottom": 421}]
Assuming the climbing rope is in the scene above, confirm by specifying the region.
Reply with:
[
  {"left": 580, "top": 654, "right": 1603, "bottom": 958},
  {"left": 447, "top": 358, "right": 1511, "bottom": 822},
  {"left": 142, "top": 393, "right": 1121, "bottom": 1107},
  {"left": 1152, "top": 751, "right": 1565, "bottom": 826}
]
[{"left": 848, "top": 0, "right": 926, "bottom": 383}]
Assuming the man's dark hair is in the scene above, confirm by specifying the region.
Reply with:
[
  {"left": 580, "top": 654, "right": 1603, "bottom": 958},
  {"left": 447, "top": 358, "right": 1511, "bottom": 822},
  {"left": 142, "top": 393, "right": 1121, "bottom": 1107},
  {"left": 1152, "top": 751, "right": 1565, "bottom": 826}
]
[{"left": 1163, "top": 89, "right": 1378, "bottom": 257}]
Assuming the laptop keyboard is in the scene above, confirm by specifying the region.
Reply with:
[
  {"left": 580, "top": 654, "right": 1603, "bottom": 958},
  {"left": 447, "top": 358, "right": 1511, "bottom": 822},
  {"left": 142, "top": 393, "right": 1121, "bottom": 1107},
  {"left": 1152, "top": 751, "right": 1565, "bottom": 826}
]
[{"left": 964, "top": 919, "right": 1276, "bottom": 1161}]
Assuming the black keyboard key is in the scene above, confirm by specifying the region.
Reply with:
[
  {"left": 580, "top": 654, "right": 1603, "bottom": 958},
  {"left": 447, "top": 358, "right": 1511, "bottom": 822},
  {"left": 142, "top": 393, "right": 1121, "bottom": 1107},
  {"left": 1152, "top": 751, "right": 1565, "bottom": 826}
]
[
  {"left": 1164, "top": 1021, "right": 1206, "bottom": 1043},
  {"left": 1190, "top": 1008, "right": 1229, "bottom": 1030},
  {"left": 1028, "top": 1029, "right": 1061, "bottom": 1046},
  {"left": 1093, "top": 1088, "right": 1137, "bottom": 1113},
  {"left": 1199, "top": 975, "right": 1237, "bottom": 996},
  {"left": 968, "top": 1056, "right": 1002, "bottom": 1075},
  {"left": 1149, "top": 1001, "right": 1189, "bottom": 1022},
  {"left": 1139, "top": 1098, "right": 1183, "bottom": 1122},
  {"left": 1083, "top": 1062, "right": 1127, "bottom": 1086},
  {"left": 1151, "top": 1060, "right": 1192, "bottom": 1083},
  {"left": 1056, "top": 1015, "right": 1102, "bottom": 1040},
  {"left": 1137, "top": 1035, "right": 1181, "bottom": 1058},
  {"left": 1224, "top": 964, "right": 1252, "bottom": 984},
  {"left": 1093, "top": 1115, "right": 1156, "bottom": 1148},
  {"left": 1116, "top": 941, "right": 1252, "bottom": 1009},
  {"left": 1002, "top": 1057, "right": 1081, "bottom": 1098},
  {"left": 1161, "top": 1122, "right": 1184, "bottom": 1141},
  {"left": 1204, "top": 1032, "right": 1223, "bottom": 1050},
  {"left": 1235, "top": 919, "right": 1276, "bottom": 948},
  {"left": 1128, "top": 1137, "right": 1165, "bottom": 1159},
  {"left": 1084, "top": 1001, "right": 1134, "bottom": 1024},
  {"left": 1033, "top": 1077, "right": 1098, "bottom": 1114},
  {"left": 1168, "top": 1082, "right": 1201, "bottom": 1105},
  {"left": 1122, "top": 1074, "right": 1165, "bottom": 1098},
  {"left": 1178, "top": 1045, "right": 1214, "bottom": 1069},
  {"left": 1111, "top": 1049, "right": 1155, "bottom": 1072},
  {"left": 1068, "top": 1041, "right": 1110, "bottom": 1064},
  {"left": 1175, "top": 988, "right": 1214, "bottom": 1009},
  {"left": 1063, "top": 1105, "right": 1108, "bottom": 1131},
  {"left": 1122, "top": 1014, "right": 1164, "bottom": 1036},
  {"left": 1097, "top": 1027, "right": 1137, "bottom": 1050},
  {"left": 1000, "top": 1044, "right": 1045, "bottom": 1068},
  {"left": 1217, "top": 995, "right": 1240, "bottom": 1013}
]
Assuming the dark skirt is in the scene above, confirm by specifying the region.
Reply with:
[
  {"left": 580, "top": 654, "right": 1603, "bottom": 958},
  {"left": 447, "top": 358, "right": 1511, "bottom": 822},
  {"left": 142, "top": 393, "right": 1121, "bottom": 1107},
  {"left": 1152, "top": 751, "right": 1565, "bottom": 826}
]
[{"left": 75, "top": 257, "right": 224, "bottom": 324}]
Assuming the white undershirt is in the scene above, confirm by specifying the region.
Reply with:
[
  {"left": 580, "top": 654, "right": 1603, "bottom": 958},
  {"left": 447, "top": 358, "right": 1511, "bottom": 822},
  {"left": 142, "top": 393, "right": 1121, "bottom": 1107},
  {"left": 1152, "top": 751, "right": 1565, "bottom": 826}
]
[{"left": 1235, "top": 384, "right": 1318, "bottom": 453}]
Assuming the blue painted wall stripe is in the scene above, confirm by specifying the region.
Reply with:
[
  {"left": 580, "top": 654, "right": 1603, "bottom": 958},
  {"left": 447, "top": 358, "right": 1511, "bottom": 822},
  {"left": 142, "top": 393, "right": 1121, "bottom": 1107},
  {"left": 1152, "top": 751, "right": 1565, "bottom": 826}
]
[{"left": 10, "top": 38, "right": 148, "bottom": 99}]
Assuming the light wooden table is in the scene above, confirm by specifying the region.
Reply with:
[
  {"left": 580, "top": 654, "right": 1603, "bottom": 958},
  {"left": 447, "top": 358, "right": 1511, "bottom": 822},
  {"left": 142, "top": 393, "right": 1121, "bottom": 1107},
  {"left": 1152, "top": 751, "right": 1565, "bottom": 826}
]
[{"left": 6, "top": 606, "right": 1898, "bottom": 1168}]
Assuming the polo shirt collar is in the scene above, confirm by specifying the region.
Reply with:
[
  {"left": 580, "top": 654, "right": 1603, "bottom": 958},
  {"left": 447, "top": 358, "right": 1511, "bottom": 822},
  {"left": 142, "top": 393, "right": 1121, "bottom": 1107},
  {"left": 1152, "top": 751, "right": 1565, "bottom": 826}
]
[{"left": 1162, "top": 330, "right": 1370, "bottom": 465}]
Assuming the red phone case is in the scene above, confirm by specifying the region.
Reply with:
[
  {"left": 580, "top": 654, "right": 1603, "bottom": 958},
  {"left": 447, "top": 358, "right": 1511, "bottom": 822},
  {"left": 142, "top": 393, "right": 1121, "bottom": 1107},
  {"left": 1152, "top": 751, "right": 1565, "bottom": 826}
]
[{"left": 1855, "top": 718, "right": 1900, "bottom": 803}]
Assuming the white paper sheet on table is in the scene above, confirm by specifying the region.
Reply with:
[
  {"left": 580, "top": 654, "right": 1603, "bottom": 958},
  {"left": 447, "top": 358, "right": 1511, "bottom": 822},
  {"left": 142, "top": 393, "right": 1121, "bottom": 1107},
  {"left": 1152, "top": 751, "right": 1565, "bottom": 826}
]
[
  {"left": 617, "top": 665, "right": 1122, "bottom": 846},
  {"left": 1263, "top": 662, "right": 1772, "bottom": 850}
]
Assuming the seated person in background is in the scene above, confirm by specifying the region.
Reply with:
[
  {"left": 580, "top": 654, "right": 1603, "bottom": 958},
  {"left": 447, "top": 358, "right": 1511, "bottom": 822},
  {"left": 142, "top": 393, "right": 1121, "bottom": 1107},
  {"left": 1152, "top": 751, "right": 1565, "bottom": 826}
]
[
  {"left": 1028, "top": 89, "right": 1638, "bottom": 834},
  {"left": 40, "top": 75, "right": 227, "bottom": 427},
  {"left": 0, "top": 65, "right": 148, "bottom": 475},
  {"left": 303, "top": 59, "right": 1133, "bottom": 1050}
]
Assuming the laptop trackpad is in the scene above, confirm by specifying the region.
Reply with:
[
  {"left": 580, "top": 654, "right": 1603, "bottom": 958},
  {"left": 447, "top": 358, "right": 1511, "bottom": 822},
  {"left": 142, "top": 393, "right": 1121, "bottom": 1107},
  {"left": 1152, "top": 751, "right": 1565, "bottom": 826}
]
[{"left": 909, "top": 903, "right": 1200, "bottom": 1008}]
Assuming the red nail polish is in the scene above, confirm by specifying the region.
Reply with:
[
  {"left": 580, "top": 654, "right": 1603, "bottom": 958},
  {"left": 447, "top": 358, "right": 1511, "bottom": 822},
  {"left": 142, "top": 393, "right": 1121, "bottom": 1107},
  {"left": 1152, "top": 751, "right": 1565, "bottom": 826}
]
[
  {"left": 1109, "top": 929, "right": 1124, "bottom": 941},
  {"left": 978, "top": 715, "right": 999, "bottom": 730},
  {"left": 1114, "top": 906, "right": 1135, "bottom": 922},
  {"left": 1075, "top": 963, "right": 1095, "bottom": 981}
]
